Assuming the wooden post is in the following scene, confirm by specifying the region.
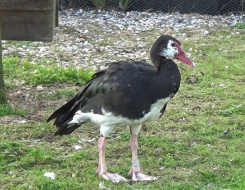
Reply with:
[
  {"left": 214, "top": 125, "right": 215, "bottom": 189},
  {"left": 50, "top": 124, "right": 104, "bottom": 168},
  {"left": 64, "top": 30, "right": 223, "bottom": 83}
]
[
  {"left": 0, "top": 0, "right": 56, "bottom": 105},
  {"left": 0, "top": 0, "right": 55, "bottom": 41},
  {"left": 0, "top": 10, "right": 7, "bottom": 104},
  {"left": 55, "top": 0, "right": 59, "bottom": 27}
]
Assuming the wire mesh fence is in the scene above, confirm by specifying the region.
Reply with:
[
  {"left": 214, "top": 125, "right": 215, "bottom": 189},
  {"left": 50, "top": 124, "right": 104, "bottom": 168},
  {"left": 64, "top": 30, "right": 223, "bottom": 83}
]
[{"left": 59, "top": 0, "right": 244, "bottom": 15}]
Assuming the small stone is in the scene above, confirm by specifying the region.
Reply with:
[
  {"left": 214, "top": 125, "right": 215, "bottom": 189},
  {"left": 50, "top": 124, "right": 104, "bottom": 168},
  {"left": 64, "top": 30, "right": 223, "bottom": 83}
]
[
  {"left": 39, "top": 47, "right": 45, "bottom": 53},
  {"left": 44, "top": 172, "right": 55, "bottom": 180},
  {"left": 73, "top": 145, "right": 82, "bottom": 150},
  {"left": 17, "top": 120, "right": 27, "bottom": 124},
  {"left": 36, "top": 85, "right": 44, "bottom": 91},
  {"left": 203, "top": 30, "right": 209, "bottom": 35}
]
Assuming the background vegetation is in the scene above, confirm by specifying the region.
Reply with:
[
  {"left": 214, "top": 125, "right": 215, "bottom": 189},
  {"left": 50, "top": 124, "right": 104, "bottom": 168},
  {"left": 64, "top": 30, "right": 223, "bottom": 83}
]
[{"left": 1, "top": 24, "right": 245, "bottom": 189}]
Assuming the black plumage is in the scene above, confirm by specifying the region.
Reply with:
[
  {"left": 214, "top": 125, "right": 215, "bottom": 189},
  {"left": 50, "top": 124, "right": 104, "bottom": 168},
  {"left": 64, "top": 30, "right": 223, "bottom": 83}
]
[
  {"left": 47, "top": 35, "right": 194, "bottom": 182},
  {"left": 47, "top": 59, "right": 180, "bottom": 135}
]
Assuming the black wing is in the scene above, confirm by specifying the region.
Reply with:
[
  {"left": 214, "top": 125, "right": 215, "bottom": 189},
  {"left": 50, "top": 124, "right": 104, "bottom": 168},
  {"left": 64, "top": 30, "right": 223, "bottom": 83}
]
[{"left": 47, "top": 60, "right": 179, "bottom": 135}]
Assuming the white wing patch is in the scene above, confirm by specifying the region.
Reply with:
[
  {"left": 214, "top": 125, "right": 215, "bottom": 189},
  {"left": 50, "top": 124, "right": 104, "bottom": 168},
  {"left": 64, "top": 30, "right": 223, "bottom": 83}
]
[
  {"left": 67, "top": 97, "right": 171, "bottom": 136},
  {"left": 67, "top": 110, "right": 89, "bottom": 125}
]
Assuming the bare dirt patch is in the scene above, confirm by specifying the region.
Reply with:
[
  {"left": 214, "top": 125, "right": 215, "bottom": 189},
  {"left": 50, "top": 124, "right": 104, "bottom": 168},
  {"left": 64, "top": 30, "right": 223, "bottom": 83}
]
[{"left": 1, "top": 84, "right": 80, "bottom": 125}]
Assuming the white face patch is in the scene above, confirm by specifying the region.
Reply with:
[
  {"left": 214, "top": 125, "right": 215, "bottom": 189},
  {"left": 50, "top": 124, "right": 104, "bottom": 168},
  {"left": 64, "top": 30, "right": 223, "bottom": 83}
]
[{"left": 159, "top": 40, "right": 179, "bottom": 59}]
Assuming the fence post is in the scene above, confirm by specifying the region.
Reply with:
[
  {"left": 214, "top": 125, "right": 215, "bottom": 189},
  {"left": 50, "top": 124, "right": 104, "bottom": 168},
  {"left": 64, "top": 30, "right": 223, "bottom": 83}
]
[
  {"left": 0, "top": 10, "right": 7, "bottom": 104},
  {"left": 55, "top": 0, "right": 58, "bottom": 27}
]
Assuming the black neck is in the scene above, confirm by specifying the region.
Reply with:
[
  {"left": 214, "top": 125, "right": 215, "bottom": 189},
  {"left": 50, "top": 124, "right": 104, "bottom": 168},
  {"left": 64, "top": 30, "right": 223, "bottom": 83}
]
[{"left": 151, "top": 55, "right": 170, "bottom": 72}]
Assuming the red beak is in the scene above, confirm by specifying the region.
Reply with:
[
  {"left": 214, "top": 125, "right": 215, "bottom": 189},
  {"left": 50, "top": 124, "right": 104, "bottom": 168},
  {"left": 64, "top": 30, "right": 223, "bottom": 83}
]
[{"left": 174, "top": 41, "right": 195, "bottom": 67}]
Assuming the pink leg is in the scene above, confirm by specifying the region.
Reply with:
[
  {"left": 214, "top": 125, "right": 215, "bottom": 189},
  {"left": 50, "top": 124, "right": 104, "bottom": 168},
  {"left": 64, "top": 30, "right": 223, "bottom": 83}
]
[
  {"left": 96, "top": 137, "right": 107, "bottom": 174},
  {"left": 96, "top": 137, "right": 128, "bottom": 183},
  {"left": 128, "top": 134, "right": 159, "bottom": 181}
]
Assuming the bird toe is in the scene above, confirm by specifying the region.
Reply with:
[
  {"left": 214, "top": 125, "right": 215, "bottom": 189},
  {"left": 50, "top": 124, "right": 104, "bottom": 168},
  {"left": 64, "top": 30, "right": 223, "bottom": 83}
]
[
  {"left": 132, "top": 172, "right": 159, "bottom": 181},
  {"left": 100, "top": 172, "right": 129, "bottom": 183}
]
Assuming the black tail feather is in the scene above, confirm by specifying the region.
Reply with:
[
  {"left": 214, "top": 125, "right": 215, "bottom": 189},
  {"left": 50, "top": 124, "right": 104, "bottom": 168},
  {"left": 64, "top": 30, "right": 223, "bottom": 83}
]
[
  {"left": 47, "top": 69, "right": 107, "bottom": 136},
  {"left": 54, "top": 123, "right": 81, "bottom": 136},
  {"left": 47, "top": 93, "right": 82, "bottom": 136},
  {"left": 47, "top": 95, "right": 78, "bottom": 123}
]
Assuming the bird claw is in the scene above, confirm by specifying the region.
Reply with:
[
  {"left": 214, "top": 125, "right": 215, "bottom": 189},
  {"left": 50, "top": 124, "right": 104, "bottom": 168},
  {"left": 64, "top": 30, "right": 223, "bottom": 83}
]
[
  {"left": 130, "top": 171, "right": 159, "bottom": 181},
  {"left": 128, "top": 167, "right": 159, "bottom": 181},
  {"left": 99, "top": 172, "right": 129, "bottom": 183}
]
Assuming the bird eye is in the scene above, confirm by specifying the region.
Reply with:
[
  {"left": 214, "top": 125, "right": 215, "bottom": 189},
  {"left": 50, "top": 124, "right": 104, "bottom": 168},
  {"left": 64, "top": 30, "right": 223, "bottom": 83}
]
[{"left": 171, "top": 43, "right": 175, "bottom": 47}]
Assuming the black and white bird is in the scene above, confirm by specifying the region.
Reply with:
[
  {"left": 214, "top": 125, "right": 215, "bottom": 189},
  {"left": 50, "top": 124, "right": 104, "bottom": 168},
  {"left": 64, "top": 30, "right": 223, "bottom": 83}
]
[{"left": 47, "top": 35, "right": 194, "bottom": 183}]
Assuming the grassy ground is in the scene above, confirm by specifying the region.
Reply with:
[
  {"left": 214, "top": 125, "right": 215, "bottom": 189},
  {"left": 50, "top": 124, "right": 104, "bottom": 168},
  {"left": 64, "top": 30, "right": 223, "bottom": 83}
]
[{"left": 1, "top": 25, "right": 245, "bottom": 190}]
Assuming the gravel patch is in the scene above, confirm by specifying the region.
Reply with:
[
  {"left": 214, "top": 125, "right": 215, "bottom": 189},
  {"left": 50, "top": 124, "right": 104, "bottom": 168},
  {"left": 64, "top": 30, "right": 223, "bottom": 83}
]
[{"left": 2, "top": 9, "right": 245, "bottom": 71}]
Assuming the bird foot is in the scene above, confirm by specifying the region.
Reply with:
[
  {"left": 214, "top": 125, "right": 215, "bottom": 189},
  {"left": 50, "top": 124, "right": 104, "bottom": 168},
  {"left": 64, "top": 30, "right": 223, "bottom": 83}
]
[
  {"left": 98, "top": 172, "right": 129, "bottom": 183},
  {"left": 128, "top": 168, "right": 159, "bottom": 181},
  {"left": 132, "top": 172, "right": 159, "bottom": 181}
]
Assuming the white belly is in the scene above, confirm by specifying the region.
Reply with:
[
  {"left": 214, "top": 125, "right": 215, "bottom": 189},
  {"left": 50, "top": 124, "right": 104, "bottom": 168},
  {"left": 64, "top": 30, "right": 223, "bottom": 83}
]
[{"left": 68, "top": 97, "right": 171, "bottom": 127}]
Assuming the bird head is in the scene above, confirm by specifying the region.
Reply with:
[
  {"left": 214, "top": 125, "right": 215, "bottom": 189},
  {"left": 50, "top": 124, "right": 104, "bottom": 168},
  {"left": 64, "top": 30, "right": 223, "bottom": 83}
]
[{"left": 150, "top": 35, "right": 195, "bottom": 67}]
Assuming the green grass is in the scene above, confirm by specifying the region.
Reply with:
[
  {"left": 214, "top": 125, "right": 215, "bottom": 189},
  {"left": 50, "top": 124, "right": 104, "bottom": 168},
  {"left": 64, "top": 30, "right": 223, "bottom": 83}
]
[
  {"left": 36, "top": 88, "right": 77, "bottom": 101},
  {"left": 0, "top": 104, "right": 26, "bottom": 116},
  {"left": 4, "top": 40, "right": 37, "bottom": 48},
  {"left": 1, "top": 26, "right": 245, "bottom": 189},
  {"left": 233, "top": 22, "right": 245, "bottom": 29},
  {"left": 3, "top": 57, "right": 93, "bottom": 87},
  {"left": 218, "top": 104, "right": 245, "bottom": 116}
]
